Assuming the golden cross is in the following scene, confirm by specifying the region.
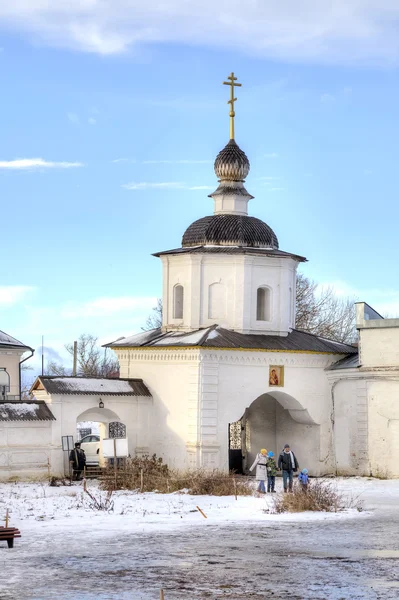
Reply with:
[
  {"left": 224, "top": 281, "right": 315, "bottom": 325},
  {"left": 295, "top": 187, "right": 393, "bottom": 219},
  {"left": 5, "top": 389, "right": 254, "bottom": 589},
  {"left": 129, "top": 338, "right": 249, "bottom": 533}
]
[{"left": 223, "top": 72, "right": 242, "bottom": 140}]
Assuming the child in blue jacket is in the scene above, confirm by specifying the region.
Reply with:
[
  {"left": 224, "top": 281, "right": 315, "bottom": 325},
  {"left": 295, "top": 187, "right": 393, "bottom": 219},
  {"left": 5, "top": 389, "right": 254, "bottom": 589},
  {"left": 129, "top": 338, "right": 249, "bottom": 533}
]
[{"left": 298, "top": 468, "right": 309, "bottom": 491}]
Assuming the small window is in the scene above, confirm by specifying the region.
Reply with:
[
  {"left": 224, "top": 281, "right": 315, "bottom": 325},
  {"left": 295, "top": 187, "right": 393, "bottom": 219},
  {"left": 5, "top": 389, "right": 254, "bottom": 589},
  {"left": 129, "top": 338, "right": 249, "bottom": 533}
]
[
  {"left": 256, "top": 287, "right": 271, "bottom": 321},
  {"left": 173, "top": 285, "right": 184, "bottom": 319}
]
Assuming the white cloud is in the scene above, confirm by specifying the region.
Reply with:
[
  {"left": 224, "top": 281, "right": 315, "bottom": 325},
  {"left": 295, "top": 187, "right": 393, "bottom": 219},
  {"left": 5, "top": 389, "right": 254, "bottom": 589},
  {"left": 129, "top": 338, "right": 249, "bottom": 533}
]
[
  {"left": 0, "top": 286, "right": 34, "bottom": 306},
  {"left": 61, "top": 296, "right": 157, "bottom": 319},
  {"left": 256, "top": 176, "right": 280, "bottom": 181},
  {"left": 142, "top": 159, "right": 212, "bottom": 164},
  {"left": 264, "top": 153, "right": 279, "bottom": 159},
  {"left": 122, "top": 181, "right": 211, "bottom": 191},
  {"left": 0, "top": 158, "right": 84, "bottom": 170},
  {"left": 270, "top": 187, "right": 285, "bottom": 191},
  {"left": 88, "top": 117, "right": 96, "bottom": 125},
  {"left": 67, "top": 112, "right": 79, "bottom": 124},
  {"left": 1, "top": 2, "right": 399, "bottom": 65}
]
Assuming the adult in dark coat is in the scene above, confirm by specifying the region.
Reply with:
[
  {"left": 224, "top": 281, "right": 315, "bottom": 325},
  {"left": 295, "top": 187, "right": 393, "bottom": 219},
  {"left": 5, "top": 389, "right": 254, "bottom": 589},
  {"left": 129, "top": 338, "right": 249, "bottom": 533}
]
[
  {"left": 278, "top": 444, "right": 299, "bottom": 492},
  {"left": 69, "top": 442, "right": 86, "bottom": 481}
]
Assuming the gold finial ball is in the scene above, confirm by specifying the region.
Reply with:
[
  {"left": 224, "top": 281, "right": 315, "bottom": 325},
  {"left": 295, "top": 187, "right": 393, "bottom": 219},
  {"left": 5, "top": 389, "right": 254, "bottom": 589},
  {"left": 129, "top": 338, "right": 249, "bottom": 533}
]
[{"left": 214, "top": 139, "right": 250, "bottom": 181}]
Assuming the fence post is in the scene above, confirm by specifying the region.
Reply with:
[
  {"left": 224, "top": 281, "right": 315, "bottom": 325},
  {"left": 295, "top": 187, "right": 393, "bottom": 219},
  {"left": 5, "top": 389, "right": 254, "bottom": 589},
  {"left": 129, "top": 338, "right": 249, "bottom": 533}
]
[
  {"left": 5, "top": 509, "right": 9, "bottom": 528},
  {"left": 160, "top": 590, "right": 165, "bottom": 600},
  {"left": 113, "top": 439, "right": 117, "bottom": 490}
]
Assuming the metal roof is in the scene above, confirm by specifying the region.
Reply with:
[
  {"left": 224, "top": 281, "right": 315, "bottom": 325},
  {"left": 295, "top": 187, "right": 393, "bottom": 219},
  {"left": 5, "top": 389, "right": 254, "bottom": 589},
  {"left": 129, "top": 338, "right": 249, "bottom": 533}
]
[
  {"left": 106, "top": 326, "right": 356, "bottom": 355},
  {"left": 0, "top": 401, "right": 55, "bottom": 422},
  {"left": 0, "top": 330, "right": 34, "bottom": 351},
  {"left": 153, "top": 246, "right": 306, "bottom": 262},
  {"left": 328, "top": 353, "right": 359, "bottom": 370},
  {"left": 36, "top": 376, "right": 151, "bottom": 397},
  {"left": 181, "top": 214, "right": 279, "bottom": 249}
]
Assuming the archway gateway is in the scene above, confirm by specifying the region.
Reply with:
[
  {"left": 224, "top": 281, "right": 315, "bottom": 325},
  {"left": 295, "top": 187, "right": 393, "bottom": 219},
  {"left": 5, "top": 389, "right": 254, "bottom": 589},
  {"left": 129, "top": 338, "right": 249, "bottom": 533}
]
[
  {"left": 228, "top": 392, "right": 320, "bottom": 474},
  {"left": 76, "top": 407, "right": 126, "bottom": 467}
]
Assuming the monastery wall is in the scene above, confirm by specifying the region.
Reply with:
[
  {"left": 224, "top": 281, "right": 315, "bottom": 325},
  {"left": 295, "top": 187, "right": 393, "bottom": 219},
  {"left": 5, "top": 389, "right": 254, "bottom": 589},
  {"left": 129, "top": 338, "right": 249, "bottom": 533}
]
[
  {"left": 0, "top": 420, "right": 53, "bottom": 480},
  {"left": 118, "top": 348, "right": 201, "bottom": 468},
  {"left": 211, "top": 350, "right": 339, "bottom": 475},
  {"left": 359, "top": 327, "right": 399, "bottom": 368}
]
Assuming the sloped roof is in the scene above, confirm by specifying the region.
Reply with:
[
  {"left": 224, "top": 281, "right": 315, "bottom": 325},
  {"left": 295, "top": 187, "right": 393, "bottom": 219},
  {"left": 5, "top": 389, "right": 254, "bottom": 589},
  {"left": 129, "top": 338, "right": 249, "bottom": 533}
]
[
  {"left": 0, "top": 330, "right": 34, "bottom": 351},
  {"left": 0, "top": 401, "right": 55, "bottom": 422},
  {"left": 153, "top": 246, "right": 306, "bottom": 262},
  {"left": 328, "top": 353, "right": 359, "bottom": 370},
  {"left": 36, "top": 376, "right": 151, "bottom": 397},
  {"left": 105, "top": 326, "right": 356, "bottom": 355}
]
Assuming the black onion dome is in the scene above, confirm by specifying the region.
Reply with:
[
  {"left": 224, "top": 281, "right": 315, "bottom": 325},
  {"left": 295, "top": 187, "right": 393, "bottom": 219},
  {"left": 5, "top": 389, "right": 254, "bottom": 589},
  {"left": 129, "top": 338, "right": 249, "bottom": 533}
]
[
  {"left": 214, "top": 139, "right": 250, "bottom": 181},
  {"left": 182, "top": 215, "right": 279, "bottom": 249}
]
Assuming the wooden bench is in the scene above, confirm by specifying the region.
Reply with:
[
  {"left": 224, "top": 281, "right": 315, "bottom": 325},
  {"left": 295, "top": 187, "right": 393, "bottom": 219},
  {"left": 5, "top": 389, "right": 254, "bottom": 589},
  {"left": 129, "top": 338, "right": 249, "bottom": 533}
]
[{"left": 0, "top": 527, "right": 21, "bottom": 548}]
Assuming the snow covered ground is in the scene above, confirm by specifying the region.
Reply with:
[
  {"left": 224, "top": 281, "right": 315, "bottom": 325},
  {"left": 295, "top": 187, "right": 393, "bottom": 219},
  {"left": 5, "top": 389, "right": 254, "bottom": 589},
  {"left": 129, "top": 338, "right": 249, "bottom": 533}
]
[
  {"left": 0, "top": 476, "right": 384, "bottom": 533},
  {"left": 1, "top": 478, "right": 398, "bottom": 599}
]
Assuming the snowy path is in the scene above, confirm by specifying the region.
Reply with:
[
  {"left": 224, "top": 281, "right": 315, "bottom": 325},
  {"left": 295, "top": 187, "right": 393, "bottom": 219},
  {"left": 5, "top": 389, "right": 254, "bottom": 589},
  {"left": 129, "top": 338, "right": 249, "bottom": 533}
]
[{"left": 0, "top": 478, "right": 398, "bottom": 599}]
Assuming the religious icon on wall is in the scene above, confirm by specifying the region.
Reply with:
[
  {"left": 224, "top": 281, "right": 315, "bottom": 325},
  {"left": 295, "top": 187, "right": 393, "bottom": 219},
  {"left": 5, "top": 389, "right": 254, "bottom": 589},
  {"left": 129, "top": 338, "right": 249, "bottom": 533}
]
[{"left": 269, "top": 365, "right": 284, "bottom": 387}]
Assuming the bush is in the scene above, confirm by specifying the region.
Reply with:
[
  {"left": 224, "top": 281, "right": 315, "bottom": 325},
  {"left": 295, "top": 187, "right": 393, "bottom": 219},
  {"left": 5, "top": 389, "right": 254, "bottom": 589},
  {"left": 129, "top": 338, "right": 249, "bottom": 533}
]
[
  {"left": 272, "top": 479, "right": 361, "bottom": 513},
  {"left": 100, "top": 455, "right": 252, "bottom": 496}
]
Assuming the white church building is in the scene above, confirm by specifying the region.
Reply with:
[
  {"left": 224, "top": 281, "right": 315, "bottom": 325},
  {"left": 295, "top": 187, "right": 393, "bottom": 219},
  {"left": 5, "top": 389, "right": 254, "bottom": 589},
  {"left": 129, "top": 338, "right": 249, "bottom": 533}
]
[{"left": 2, "top": 74, "right": 399, "bottom": 479}]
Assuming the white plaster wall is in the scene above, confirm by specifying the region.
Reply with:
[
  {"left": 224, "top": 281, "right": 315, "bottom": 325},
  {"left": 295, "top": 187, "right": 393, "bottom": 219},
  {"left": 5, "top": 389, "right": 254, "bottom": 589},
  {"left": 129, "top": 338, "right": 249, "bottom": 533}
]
[
  {"left": 160, "top": 254, "right": 298, "bottom": 335},
  {"left": 214, "top": 351, "right": 337, "bottom": 475},
  {"left": 245, "top": 395, "right": 277, "bottom": 469},
  {"left": 0, "top": 350, "right": 24, "bottom": 397},
  {"left": 32, "top": 388, "right": 152, "bottom": 476},
  {"left": 360, "top": 328, "right": 399, "bottom": 367},
  {"left": 0, "top": 421, "right": 53, "bottom": 480},
  {"left": 368, "top": 379, "right": 399, "bottom": 478},
  {"left": 116, "top": 348, "right": 338, "bottom": 474},
  {"left": 118, "top": 349, "right": 200, "bottom": 468}
]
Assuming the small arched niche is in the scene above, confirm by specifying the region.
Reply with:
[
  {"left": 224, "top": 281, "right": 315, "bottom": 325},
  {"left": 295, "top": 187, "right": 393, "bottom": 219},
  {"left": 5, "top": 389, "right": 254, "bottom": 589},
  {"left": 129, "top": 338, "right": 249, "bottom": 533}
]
[
  {"left": 256, "top": 286, "right": 271, "bottom": 321},
  {"left": 173, "top": 284, "right": 184, "bottom": 319},
  {"left": 208, "top": 282, "right": 226, "bottom": 319}
]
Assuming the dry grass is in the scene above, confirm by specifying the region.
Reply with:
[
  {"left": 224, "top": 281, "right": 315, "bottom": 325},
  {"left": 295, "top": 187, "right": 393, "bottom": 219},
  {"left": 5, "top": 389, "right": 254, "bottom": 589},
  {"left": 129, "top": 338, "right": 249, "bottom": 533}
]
[
  {"left": 272, "top": 479, "right": 362, "bottom": 513},
  {"left": 100, "top": 455, "right": 252, "bottom": 496}
]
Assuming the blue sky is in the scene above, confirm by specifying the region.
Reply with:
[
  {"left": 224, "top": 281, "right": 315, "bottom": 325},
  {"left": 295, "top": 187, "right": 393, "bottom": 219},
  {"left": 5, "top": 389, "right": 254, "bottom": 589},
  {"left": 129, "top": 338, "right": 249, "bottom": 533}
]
[{"left": 1, "top": 1, "right": 399, "bottom": 372}]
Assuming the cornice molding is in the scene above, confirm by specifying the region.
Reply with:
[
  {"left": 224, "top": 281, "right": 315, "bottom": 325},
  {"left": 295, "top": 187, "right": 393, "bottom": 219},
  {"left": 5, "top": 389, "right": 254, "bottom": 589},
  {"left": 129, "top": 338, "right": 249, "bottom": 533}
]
[{"left": 115, "top": 347, "right": 339, "bottom": 368}]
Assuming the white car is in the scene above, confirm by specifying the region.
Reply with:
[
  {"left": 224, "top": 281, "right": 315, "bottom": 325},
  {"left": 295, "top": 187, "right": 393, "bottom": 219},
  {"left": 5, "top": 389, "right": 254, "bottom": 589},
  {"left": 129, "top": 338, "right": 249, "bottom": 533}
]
[{"left": 79, "top": 434, "right": 101, "bottom": 465}]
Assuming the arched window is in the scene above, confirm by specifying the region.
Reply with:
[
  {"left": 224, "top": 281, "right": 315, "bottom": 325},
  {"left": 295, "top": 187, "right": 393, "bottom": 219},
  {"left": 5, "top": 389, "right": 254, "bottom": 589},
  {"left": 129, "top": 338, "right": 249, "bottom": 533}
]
[
  {"left": 173, "top": 284, "right": 184, "bottom": 319},
  {"left": 256, "top": 287, "right": 271, "bottom": 321},
  {"left": 0, "top": 369, "right": 10, "bottom": 397}
]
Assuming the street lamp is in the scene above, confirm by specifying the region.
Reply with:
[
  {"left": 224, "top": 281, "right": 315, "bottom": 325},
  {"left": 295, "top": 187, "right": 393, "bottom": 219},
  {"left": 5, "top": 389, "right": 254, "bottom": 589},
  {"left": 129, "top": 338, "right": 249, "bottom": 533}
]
[{"left": 99, "top": 399, "right": 104, "bottom": 409}]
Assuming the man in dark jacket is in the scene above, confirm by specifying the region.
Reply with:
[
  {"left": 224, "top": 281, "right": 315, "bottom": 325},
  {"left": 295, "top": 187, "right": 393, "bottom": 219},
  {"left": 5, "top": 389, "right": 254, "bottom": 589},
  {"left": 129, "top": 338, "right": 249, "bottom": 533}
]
[
  {"left": 278, "top": 444, "right": 299, "bottom": 492},
  {"left": 69, "top": 442, "right": 86, "bottom": 481}
]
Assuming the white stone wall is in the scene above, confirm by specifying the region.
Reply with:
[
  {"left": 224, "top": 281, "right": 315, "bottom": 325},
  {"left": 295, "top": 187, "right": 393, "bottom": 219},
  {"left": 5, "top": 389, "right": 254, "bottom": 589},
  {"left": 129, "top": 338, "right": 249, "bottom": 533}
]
[
  {"left": 360, "top": 328, "right": 399, "bottom": 368},
  {"left": 160, "top": 254, "right": 298, "bottom": 335},
  {"left": 368, "top": 379, "right": 399, "bottom": 478},
  {"left": 0, "top": 421, "right": 53, "bottom": 480},
  {"left": 118, "top": 348, "right": 201, "bottom": 468},
  {"left": 32, "top": 387, "right": 153, "bottom": 476},
  {"left": 118, "top": 347, "right": 339, "bottom": 475}
]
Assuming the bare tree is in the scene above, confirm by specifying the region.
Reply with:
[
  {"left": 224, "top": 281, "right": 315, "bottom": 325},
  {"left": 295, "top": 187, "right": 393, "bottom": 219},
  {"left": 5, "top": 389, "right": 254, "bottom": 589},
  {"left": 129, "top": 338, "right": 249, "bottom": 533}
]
[
  {"left": 143, "top": 274, "right": 356, "bottom": 344},
  {"left": 46, "top": 334, "right": 119, "bottom": 378},
  {"left": 295, "top": 273, "right": 356, "bottom": 344},
  {"left": 142, "top": 298, "right": 163, "bottom": 331},
  {"left": 21, "top": 362, "right": 35, "bottom": 400}
]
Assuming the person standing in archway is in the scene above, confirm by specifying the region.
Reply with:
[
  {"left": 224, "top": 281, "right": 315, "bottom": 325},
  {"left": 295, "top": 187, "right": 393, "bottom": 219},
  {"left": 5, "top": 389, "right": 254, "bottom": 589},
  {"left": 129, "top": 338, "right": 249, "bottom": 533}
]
[
  {"left": 250, "top": 448, "right": 268, "bottom": 494},
  {"left": 278, "top": 444, "right": 299, "bottom": 492},
  {"left": 69, "top": 442, "right": 86, "bottom": 481}
]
